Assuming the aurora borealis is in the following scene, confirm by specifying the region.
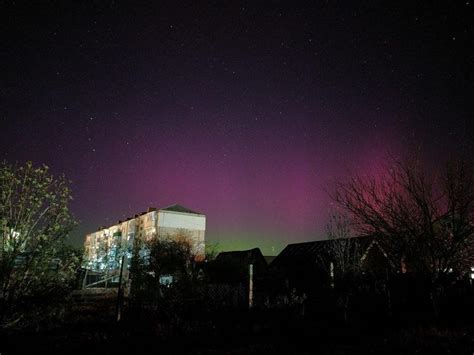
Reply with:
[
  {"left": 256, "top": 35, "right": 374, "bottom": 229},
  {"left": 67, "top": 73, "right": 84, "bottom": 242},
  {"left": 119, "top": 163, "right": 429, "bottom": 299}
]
[{"left": 1, "top": 2, "right": 473, "bottom": 254}]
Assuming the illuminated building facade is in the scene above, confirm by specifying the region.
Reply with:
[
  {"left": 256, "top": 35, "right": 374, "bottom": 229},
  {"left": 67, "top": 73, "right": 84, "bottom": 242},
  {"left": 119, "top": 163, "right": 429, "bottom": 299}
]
[{"left": 83, "top": 204, "right": 206, "bottom": 272}]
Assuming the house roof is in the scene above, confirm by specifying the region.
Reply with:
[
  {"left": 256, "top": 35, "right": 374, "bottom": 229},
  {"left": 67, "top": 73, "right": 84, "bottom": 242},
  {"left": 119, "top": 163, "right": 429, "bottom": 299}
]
[
  {"left": 270, "top": 240, "right": 329, "bottom": 268},
  {"left": 159, "top": 204, "right": 202, "bottom": 215},
  {"left": 215, "top": 248, "right": 266, "bottom": 266},
  {"left": 270, "top": 236, "right": 377, "bottom": 269}
]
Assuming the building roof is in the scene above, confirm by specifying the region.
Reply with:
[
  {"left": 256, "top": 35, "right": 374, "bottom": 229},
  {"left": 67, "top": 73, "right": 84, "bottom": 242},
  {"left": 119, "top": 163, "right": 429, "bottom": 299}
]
[
  {"left": 90, "top": 204, "right": 204, "bottom": 233},
  {"left": 215, "top": 248, "right": 269, "bottom": 272},
  {"left": 211, "top": 248, "right": 268, "bottom": 282},
  {"left": 160, "top": 204, "right": 202, "bottom": 215},
  {"left": 270, "top": 236, "right": 377, "bottom": 269},
  {"left": 216, "top": 248, "right": 264, "bottom": 263}
]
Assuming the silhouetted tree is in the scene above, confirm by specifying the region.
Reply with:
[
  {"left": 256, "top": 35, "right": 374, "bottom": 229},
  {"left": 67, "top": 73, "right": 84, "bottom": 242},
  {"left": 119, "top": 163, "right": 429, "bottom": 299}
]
[
  {"left": 326, "top": 213, "right": 363, "bottom": 276},
  {"left": 332, "top": 157, "right": 474, "bottom": 316},
  {"left": 324, "top": 213, "right": 363, "bottom": 323},
  {"left": 130, "top": 232, "right": 202, "bottom": 304},
  {"left": 0, "top": 161, "right": 80, "bottom": 326}
]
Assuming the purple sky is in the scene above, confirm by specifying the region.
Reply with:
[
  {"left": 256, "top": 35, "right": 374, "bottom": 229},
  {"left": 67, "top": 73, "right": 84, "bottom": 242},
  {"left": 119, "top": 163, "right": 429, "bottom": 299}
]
[{"left": 1, "top": 2, "right": 472, "bottom": 254}]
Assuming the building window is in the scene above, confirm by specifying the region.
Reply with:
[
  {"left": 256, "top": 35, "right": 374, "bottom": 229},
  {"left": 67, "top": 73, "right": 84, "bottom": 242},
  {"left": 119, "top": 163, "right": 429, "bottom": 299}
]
[{"left": 159, "top": 275, "right": 173, "bottom": 287}]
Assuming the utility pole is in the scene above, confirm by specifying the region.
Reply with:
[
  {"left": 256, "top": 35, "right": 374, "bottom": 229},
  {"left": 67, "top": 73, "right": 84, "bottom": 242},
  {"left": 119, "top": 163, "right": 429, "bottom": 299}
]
[
  {"left": 116, "top": 254, "right": 125, "bottom": 322},
  {"left": 249, "top": 263, "right": 254, "bottom": 309},
  {"left": 82, "top": 269, "right": 89, "bottom": 289}
]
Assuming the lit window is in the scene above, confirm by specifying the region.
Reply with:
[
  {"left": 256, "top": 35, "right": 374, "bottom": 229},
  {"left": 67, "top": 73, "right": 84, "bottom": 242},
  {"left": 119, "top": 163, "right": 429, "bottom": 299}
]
[{"left": 159, "top": 275, "right": 173, "bottom": 287}]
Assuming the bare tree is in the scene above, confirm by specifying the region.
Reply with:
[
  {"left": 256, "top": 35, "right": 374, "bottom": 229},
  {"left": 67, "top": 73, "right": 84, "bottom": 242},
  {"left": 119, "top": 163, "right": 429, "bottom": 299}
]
[
  {"left": 324, "top": 213, "right": 363, "bottom": 323},
  {"left": 333, "top": 158, "right": 474, "bottom": 277},
  {"left": 332, "top": 157, "right": 474, "bottom": 315},
  {"left": 326, "top": 213, "right": 362, "bottom": 276}
]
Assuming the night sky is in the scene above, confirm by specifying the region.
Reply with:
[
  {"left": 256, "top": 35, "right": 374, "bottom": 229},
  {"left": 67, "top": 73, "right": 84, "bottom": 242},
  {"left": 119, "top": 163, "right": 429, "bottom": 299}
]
[{"left": 1, "top": 1, "right": 473, "bottom": 254}]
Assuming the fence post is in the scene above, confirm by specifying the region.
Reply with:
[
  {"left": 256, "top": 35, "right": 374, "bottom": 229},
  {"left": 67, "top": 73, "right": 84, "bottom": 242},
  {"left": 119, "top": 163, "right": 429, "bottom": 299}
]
[
  {"left": 330, "top": 262, "right": 335, "bottom": 288},
  {"left": 249, "top": 263, "right": 254, "bottom": 309}
]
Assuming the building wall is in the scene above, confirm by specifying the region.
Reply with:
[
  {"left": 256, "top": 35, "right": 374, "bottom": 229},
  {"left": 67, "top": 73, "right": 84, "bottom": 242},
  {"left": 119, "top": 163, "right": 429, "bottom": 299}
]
[
  {"left": 157, "top": 210, "right": 206, "bottom": 231},
  {"left": 157, "top": 210, "right": 206, "bottom": 258},
  {"left": 84, "top": 208, "right": 206, "bottom": 270},
  {"left": 157, "top": 226, "right": 206, "bottom": 259}
]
